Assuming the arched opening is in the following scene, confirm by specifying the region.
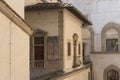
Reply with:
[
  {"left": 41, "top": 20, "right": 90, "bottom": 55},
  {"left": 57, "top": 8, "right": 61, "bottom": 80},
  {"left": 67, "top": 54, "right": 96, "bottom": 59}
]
[
  {"left": 107, "top": 70, "right": 119, "bottom": 80},
  {"left": 104, "top": 65, "right": 120, "bottom": 80},
  {"left": 73, "top": 33, "right": 81, "bottom": 67},
  {"left": 101, "top": 22, "right": 120, "bottom": 52}
]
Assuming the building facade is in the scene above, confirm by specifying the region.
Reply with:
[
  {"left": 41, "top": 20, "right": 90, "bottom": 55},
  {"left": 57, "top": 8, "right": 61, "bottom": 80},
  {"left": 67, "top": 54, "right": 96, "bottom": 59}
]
[
  {"left": 62, "top": 0, "right": 120, "bottom": 80},
  {"left": 0, "top": 0, "right": 32, "bottom": 80},
  {"left": 25, "top": 1, "right": 92, "bottom": 80}
]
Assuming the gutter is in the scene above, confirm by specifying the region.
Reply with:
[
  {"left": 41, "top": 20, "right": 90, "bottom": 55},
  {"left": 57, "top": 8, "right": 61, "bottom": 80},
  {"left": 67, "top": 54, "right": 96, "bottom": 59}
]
[{"left": 0, "top": 0, "right": 33, "bottom": 35}]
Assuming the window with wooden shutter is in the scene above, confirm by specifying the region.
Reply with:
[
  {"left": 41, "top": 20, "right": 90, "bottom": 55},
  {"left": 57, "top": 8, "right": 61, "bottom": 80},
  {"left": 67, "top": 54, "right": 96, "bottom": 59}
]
[{"left": 34, "top": 37, "right": 44, "bottom": 67}]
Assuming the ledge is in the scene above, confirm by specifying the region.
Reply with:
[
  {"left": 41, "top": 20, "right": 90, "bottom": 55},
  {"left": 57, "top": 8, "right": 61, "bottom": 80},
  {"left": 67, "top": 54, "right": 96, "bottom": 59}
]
[{"left": 91, "top": 51, "right": 120, "bottom": 54}]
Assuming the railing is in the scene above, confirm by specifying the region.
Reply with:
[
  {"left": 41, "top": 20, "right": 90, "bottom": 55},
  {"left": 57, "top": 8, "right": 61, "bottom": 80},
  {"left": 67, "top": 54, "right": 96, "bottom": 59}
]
[
  {"left": 30, "top": 60, "right": 44, "bottom": 68},
  {"left": 83, "top": 55, "right": 91, "bottom": 64},
  {"left": 73, "top": 56, "right": 81, "bottom": 68}
]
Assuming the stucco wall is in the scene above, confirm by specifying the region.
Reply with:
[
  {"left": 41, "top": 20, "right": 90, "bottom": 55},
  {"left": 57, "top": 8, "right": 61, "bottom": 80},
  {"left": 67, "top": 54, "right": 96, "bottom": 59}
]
[
  {"left": 58, "top": 68, "right": 90, "bottom": 80},
  {"left": 63, "top": 9, "right": 83, "bottom": 70},
  {"left": 92, "top": 54, "right": 120, "bottom": 80},
  {"left": 65, "top": 68, "right": 90, "bottom": 80},
  {"left": 0, "top": 12, "right": 29, "bottom": 80},
  {"left": 5, "top": 0, "right": 24, "bottom": 18},
  {"left": 25, "top": 10, "right": 59, "bottom": 36}
]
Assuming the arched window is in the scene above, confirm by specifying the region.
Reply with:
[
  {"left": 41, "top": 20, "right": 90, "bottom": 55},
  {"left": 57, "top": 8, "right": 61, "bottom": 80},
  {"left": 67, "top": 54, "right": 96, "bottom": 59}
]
[
  {"left": 73, "top": 33, "right": 81, "bottom": 67},
  {"left": 105, "top": 28, "right": 119, "bottom": 52},
  {"left": 101, "top": 22, "right": 120, "bottom": 52},
  {"left": 107, "top": 70, "right": 119, "bottom": 80},
  {"left": 104, "top": 65, "right": 120, "bottom": 80}
]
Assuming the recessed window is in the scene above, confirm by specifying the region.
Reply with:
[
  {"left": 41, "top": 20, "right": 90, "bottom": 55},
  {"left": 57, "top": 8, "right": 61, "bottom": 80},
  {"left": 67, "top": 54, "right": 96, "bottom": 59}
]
[
  {"left": 67, "top": 42, "right": 71, "bottom": 56},
  {"left": 34, "top": 37, "right": 44, "bottom": 67},
  {"left": 107, "top": 70, "right": 119, "bottom": 80},
  {"left": 101, "top": 24, "right": 120, "bottom": 52},
  {"left": 106, "top": 39, "right": 118, "bottom": 52}
]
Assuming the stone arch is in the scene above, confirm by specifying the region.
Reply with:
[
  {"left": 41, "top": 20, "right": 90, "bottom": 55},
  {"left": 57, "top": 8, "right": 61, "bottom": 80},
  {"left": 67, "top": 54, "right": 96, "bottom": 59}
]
[
  {"left": 101, "top": 22, "right": 120, "bottom": 51},
  {"left": 103, "top": 65, "right": 120, "bottom": 80}
]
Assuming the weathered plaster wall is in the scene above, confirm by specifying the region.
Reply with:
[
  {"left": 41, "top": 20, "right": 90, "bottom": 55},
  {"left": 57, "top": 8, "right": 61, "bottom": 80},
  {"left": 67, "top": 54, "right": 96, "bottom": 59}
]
[
  {"left": 63, "top": 9, "right": 83, "bottom": 70},
  {"left": 0, "top": 12, "right": 29, "bottom": 80},
  {"left": 25, "top": 10, "right": 59, "bottom": 36}
]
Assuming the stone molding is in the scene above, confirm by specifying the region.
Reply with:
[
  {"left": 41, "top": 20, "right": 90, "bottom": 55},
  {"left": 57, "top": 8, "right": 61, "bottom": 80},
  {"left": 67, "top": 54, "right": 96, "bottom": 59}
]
[{"left": 91, "top": 51, "right": 120, "bottom": 54}]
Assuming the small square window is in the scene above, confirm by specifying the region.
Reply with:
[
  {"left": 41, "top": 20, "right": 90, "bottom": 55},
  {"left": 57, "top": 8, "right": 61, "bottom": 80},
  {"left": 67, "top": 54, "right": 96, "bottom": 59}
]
[{"left": 68, "top": 42, "right": 71, "bottom": 56}]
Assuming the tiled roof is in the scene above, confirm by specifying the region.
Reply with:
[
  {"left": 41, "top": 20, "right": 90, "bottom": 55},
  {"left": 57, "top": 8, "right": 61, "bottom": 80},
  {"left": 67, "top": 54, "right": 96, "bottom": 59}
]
[
  {"left": 25, "top": 3, "right": 70, "bottom": 9},
  {"left": 25, "top": 3, "right": 92, "bottom": 25}
]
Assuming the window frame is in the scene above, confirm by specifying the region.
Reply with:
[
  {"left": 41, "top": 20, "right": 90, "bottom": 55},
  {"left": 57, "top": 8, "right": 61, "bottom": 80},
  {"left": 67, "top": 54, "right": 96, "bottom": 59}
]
[
  {"left": 107, "top": 70, "right": 119, "bottom": 80},
  {"left": 106, "top": 39, "right": 118, "bottom": 52}
]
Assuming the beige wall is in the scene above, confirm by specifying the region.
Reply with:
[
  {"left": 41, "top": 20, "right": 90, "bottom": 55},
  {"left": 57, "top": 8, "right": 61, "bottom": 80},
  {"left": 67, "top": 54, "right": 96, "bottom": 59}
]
[
  {"left": 91, "top": 53, "right": 120, "bottom": 80},
  {"left": 82, "top": 28, "right": 90, "bottom": 39},
  {"left": 64, "top": 68, "right": 90, "bottom": 80},
  {"left": 55, "top": 68, "right": 90, "bottom": 80},
  {"left": 63, "top": 9, "right": 83, "bottom": 70},
  {"left": 82, "top": 28, "right": 91, "bottom": 55},
  {"left": 5, "top": 0, "right": 24, "bottom": 18},
  {"left": 0, "top": 12, "right": 29, "bottom": 80},
  {"left": 25, "top": 10, "right": 59, "bottom": 36}
]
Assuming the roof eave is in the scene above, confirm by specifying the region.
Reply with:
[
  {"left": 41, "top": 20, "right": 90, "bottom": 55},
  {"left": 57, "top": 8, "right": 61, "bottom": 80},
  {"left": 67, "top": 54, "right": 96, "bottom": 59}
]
[{"left": 66, "top": 6, "right": 92, "bottom": 26}]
